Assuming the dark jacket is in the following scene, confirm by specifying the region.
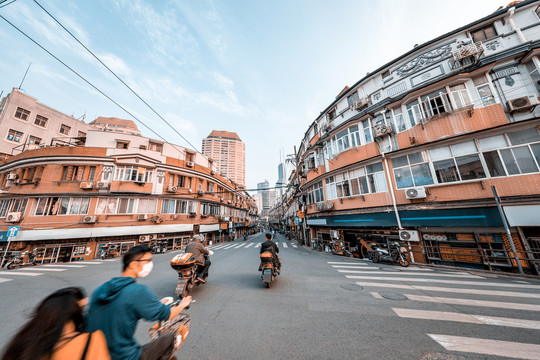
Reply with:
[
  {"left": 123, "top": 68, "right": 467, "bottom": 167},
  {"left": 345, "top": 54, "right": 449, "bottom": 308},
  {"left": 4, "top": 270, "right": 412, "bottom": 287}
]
[
  {"left": 87, "top": 277, "right": 170, "bottom": 360},
  {"left": 185, "top": 241, "right": 209, "bottom": 265},
  {"left": 260, "top": 240, "right": 279, "bottom": 255}
]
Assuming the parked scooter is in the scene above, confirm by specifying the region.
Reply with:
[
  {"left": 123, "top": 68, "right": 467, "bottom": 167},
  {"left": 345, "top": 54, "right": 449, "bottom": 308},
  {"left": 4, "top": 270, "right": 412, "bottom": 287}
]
[
  {"left": 148, "top": 297, "right": 191, "bottom": 353},
  {"left": 367, "top": 241, "right": 409, "bottom": 267},
  {"left": 170, "top": 250, "right": 213, "bottom": 299},
  {"left": 330, "top": 240, "right": 351, "bottom": 257},
  {"left": 4, "top": 251, "right": 37, "bottom": 269}
]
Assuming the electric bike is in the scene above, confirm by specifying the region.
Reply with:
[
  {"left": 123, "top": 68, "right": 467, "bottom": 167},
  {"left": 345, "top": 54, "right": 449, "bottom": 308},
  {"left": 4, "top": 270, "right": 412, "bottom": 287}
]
[
  {"left": 149, "top": 297, "right": 191, "bottom": 353},
  {"left": 367, "top": 241, "right": 409, "bottom": 267},
  {"left": 170, "top": 250, "right": 213, "bottom": 299}
]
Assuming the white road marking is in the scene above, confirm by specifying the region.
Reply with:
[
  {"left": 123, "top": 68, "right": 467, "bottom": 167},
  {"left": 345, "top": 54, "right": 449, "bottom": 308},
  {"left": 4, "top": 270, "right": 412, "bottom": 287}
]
[
  {"left": 222, "top": 244, "right": 237, "bottom": 249},
  {"left": 331, "top": 264, "right": 368, "bottom": 268},
  {"left": 338, "top": 270, "right": 483, "bottom": 279},
  {"left": 233, "top": 244, "right": 245, "bottom": 249},
  {"left": 427, "top": 334, "right": 540, "bottom": 360},
  {"left": 327, "top": 261, "right": 366, "bottom": 265},
  {"left": 80, "top": 262, "right": 103, "bottom": 264},
  {"left": 16, "top": 268, "right": 67, "bottom": 272},
  {"left": 211, "top": 244, "right": 228, "bottom": 250},
  {"left": 355, "top": 281, "right": 540, "bottom": 299},
  {"left": 292, "top": 244, "right": 297, "bottom": 248},
  {"left": 345, "top": 276, "right": 540, "bottom": 289},
  {"left": 392, "top": 308, "right": 540, "bottom": 329},
  {"left": 404, "top": 294, "right": 540, "bottom": 311},
  {"left": 0, "top": 272, "right": 43, "bottom": 276},
  {"left": 255, "top": 243, "right": 262, "bottom": 248},
  {"left": 43, "top": 264, "right": 86, "bottom": 268},
  {"left": 282, "top": 243, "right": 288, "bottom": 248},
  {"left": 370, "top": 291, "right": 384, "bottom": 299},
  {"left": 0, "top": 278, "right": 13, "bottom": 283},
  {"left": 245, "top": 243, "right": 254, "bottom": 248},
  {"left": 100, "top": 259, "right": 117, "bottom": 262}
]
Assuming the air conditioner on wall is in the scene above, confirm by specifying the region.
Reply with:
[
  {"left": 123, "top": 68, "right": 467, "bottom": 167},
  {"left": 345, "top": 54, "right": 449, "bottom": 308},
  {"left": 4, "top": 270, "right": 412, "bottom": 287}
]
[
  {"left": 186, "top": 161, "right": 194, "bottom": 167},
  {"left": 96, "top": 181, "right": 110, "bottom": 190},
  {"left": 355, "top": 97, "right": 369, "bottom": 110},
  {"left": 399, "top": 230, "right": 420, "bottom": 242},
  {"left": 506, "top": 95, "right": 540, "bottom": 113},
  {"left": 82, "top": 216, "right": 97, "bottom": 224},
  {"left": 7, "top": 173, "right": 17, "bottom": 181},
  {"left": 167, "top": 185, "right": 178, "bottom": 193},
  {"left": 5, "top": 212, "right": 21, "bottom": 223},
  {"left": 405, "top": 187, "right": 427, "bottom": 200},
  {"left": 138, "top": 214, "right": 148, "bottom": 221},
  {"left": 80, "top": 182, "right": 94, "bottom": 190},
  {"left": 373, "top": 123, "right": 394, "bottom": 138},
  {"left": 139, "top": 235, "right": 150, "bottom": 242}
]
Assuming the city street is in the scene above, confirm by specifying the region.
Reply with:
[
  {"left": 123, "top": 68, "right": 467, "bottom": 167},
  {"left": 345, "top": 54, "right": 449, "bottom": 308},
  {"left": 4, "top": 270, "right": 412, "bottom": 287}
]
[{"left": 1, "top": 232, "right": 539, "bottom": 359}]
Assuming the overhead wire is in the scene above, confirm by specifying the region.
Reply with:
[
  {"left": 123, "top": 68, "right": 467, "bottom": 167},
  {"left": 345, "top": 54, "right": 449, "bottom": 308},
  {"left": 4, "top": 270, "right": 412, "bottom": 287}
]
[
  {"left": 31, "top": 0, "right": 200, "bottom": 153},
  {"left": 0, "top": 0, "right": 17, "bottom": 9}
]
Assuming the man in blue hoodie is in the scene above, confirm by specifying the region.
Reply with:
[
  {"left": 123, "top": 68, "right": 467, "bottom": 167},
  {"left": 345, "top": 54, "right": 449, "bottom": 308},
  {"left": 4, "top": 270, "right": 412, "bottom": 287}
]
[{"left": 87, "top": 245, "right": 191, "bottom": 360}]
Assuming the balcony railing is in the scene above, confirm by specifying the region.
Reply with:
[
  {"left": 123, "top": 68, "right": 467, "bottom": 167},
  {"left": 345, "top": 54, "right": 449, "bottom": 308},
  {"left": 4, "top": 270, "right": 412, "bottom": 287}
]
[{"left": 452, "top": 41, "right": 484, "bottom": 62}]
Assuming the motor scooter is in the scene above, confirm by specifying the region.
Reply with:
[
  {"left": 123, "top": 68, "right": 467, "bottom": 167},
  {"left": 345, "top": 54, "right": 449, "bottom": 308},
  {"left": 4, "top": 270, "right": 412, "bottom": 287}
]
[
  {"left": 367, "top": 241, "right": 409, "bottom": 267},
  {"left": 4, "top": 251, "right": 37, "bottom": 269},
  {"left": 170, "top": 250, "right": 213, "bottom": 299},
  {"left": 148, "top": 297, "right": 191, "bottom": 352}
]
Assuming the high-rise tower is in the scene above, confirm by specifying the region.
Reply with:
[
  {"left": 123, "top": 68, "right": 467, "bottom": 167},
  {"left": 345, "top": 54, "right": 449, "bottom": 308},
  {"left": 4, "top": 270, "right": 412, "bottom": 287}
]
[{"left": 202, "top": 130, "right": 245, "bottom": 186}]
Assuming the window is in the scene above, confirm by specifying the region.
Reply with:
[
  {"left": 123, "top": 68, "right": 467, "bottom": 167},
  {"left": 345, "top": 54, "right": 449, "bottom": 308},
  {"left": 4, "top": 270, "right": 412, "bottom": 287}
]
[
  {"left": 162, "top": 199, "right": 196, "bottom": 214},
  {"left": 28, "top": 135, "right": 42, "bottom": 145},
  {"left": 382, "top": 70, "right": 391, "bottom": 80},
  {"left": 88, "top": 166, "right": 96, "bottom": 181},
  {"left": 392, "top": 108, "right": 407, "bottom": 132},
  {"left": 429, "top": 142, "right": 486, "bottom": 184},
  {"left": 525, "top": 61, "right": 540, "bottom": 93},
  {"left": 0, "top": 198, "right": 28, "bottom": 217},
  {"left": 14, "top": 107, "right": 30, "bottom": 121},
  {"left": 33, "top": 114, "right": 48, "bottom": 127},
  {"left": 149, "top": 142, "right": 163, "bottom": 152},
  {"left": 327, "top": 108, "right": 336, "bottom": 121},
  {"left": 474, "top": 76, "right": 496, "bottom": 106},
  {"left": 327, "top": 162, "right": 387, "bottom": 199},
  {"left": 7, "top": 129, "right": 23, "bottom": 142},
  {"left": 361, "top": 119, "right": 373, "bottom": 144},
  {"left": 349, "top": 168, "right": 369, "bottom": 195},
  {"left": 335, "top": 173, "right": 351, "bottom": 198},
  {"left": 449, "top": 84, "right": 471, "bottom": 109},
  {"left": 366, "top": 162, "right": 388, "bottom": 193},
  {"left": 34, "top": 197, "right": 89, "bottom": 216},
  {"left": 392, "top": 151, "right": 434, "bottom": 188},
  {"left": 78, "top": 131, "right": 87, "bottom": 137},
  {"left": 406, "top": 100, "right": 423, "bottom": 127},
  {"left": 325, "top": 177, "right": 337, "bottom": 200},
  {"left": 471, "top": 24, "right": 497, "bottom": 42},
  {"left": 116, "top": 141, "right": 129, "bottom": 149},
  {"left": 114, "top": 166, "right": 153, "bottom": 183},
  {"left": 59, "top": 124, "right": 71, "bottom": 135},
  {"left": 307, "top": 182, "right": 324, "bottom": 204},
  {"left": 421, "top": 89, "right": 451, "bottom": 118},
  {"left": 61, "top": 166, "right": 85, "bottom": 181},
  {"left": 207, "top": 182, "right": 214, "bottom": 192},
  {"left": 137, "top": 198, "right": 157, "bottom": 214},
  {"left": 347, "top": 92, "right": 359, "bottom": 108}
]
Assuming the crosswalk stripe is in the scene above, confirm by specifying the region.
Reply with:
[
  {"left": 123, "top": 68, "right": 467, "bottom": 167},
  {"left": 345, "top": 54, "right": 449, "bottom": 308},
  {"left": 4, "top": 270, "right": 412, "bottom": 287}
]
[
  {"left": 338, "top": 270, "right": 483, "bottom": 279},
  {"left": 331, "top": 264, "right": 368, "bottom": 268},
  {"left": 404, "top": 294, "right": 540, "bottom": 311},
  {"left": 0, "top": 278, "right": 13, "bottom": 283},
  {"left": 43, "top": 264, "right": 87, "bottom": 268},
  {"left": 0, "top": 272, "right": 43, "bottom": 276},
  {"left": 212, "top": 244, "right": 228, "bottom": 250},
  {"left": 80, "top": 262, "right": 103, "bottom": 264},
  {"left": 282, "top": 243, "right": 288, "bottom": 248},
  {"left": 16, "top": 268, "right": 66, "bottom": 272},
  {"left": 327, "top": 261, "right": 367, "bottom": 265},
  {"left": 357, "top": 282, "right": 540, "bottom": 299},
  {"left": 345, "top": 275, "right": 540, "bottom": 289},
  {"left": 392, "top": 308, "right": 540, "bottom": 329},
  {"left": 222, "top": 244, "right": 237, "bottom": 249},
  {"left": 245, "top": 243, "right": 254, "bottom": 248},
  {"left": 292, "top": 244, "right": 297, "bottom": 248},
  {"left": 233, "top": 244, "right": 245, "bottom": 249},
  {"left": 427, "top": 334, "right": 540, "bottom": 359},
  {"left": 255, "top": 243, "right": 261, "bottom": 248}
]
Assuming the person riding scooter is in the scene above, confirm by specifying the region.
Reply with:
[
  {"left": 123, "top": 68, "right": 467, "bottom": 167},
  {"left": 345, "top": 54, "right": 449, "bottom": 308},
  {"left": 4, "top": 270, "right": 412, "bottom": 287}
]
[
  {"left": 260, "top": 233, "right": 281, "bottom": 273},
  {"left": 185, "top": 235, "right": 211, "bottom": 283}
]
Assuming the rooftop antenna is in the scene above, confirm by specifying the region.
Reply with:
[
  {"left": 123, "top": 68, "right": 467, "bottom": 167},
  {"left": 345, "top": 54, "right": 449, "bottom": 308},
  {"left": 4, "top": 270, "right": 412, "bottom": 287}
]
[{"left": 18, "top": 62, "right": 32, "bottom": 90}]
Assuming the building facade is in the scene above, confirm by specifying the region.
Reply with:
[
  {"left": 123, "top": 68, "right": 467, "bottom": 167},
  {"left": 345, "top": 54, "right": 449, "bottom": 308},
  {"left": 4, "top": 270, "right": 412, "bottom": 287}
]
[
  {"left": 201, "top": 130, "right": 245, "bottom": 186},
  {"left": 281, "top": 0, "right": 540, "bottom": 275},
  {"left": 89, "top": 117, "right": 142, "bottom": 136},
  {"left": 0, "top": 99, "right": 257, "bottom": 265}
]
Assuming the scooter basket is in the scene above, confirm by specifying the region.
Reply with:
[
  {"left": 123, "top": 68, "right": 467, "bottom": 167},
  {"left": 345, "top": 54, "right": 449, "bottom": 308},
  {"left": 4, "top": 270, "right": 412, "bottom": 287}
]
[{"left": 170, "top": 253, "right": 196, "bottom": 271}]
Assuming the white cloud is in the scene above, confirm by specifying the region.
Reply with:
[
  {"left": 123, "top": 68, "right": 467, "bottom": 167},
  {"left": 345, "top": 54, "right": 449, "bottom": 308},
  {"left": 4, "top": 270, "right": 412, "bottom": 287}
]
[{"left": 98, "top": 53, "right": 132, "bottom": 76}]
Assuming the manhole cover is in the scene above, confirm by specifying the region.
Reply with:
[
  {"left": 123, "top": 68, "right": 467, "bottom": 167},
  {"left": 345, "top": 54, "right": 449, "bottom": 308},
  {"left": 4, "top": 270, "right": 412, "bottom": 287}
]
[
  {"left": 340, "top": 284, "right": 363, "bottom": 291},
  {"left": 380, "top": 267, "right": 403, "bottom": 272},
  {"left": 379, "top": 291, "right": 407, "bottom": 300}
]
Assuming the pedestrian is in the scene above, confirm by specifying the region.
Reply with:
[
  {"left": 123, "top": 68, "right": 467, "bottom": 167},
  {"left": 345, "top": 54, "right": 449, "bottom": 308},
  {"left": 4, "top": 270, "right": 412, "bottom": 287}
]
[
  {"left": 87, "top": 245, "right": 191, "bottom": 360},
  {"left": 1, "top": 287, "right": 110, "bottom": 360}
]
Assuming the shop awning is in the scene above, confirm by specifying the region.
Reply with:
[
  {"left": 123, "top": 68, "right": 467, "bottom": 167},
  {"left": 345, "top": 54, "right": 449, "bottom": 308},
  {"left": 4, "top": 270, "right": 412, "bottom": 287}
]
[
  {"left": 200, "top": 224, "right": 220, "bottom": 233},
  {"left": 15, "top": 224, "right": 194, "bottom": 241}
]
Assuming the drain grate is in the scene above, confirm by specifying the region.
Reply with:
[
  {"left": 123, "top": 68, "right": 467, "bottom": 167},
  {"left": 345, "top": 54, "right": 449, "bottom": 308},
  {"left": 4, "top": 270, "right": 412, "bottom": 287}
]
[
  {"left": 340, "top": 283, "right": 363, "bottom": 291},
  {"left": 379, "top": 291, "right": 407, "bottom": 300}
]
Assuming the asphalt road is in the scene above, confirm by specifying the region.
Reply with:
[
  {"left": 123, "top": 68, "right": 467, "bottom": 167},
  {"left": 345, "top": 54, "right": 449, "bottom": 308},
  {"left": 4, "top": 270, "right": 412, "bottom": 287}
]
[{"left": 0, "top": 232, "right": 539, "bottom": 359}]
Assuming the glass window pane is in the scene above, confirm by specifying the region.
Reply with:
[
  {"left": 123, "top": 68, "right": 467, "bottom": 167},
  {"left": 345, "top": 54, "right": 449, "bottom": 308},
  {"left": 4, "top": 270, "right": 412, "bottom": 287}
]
[
  {"left": 58, "top": 198, "right": 70, "bottom": 215},
  {"left": 350, "top": 178, "right": 360, "bottom": 195},
  {"left": 531, "top": 143, "right": 540, "bottom": 168},
  {"left": 394, "top": 168, "right": 414, "bottom": 189},
  {"left": 69, "top": 198, "right": 81, "bottom": 215},
  {"left": 366, "top": 162, "right": 383, "bottom": 173},
  {"left": 507, "top": 129, "right": 540, "bottom": 146},
  {"left": 483, "top": 151, "right": 506, "bottom": 177},
  {"left": 479, "top": 135, "right": 507, "bottom": 151},
  {"left": 80, "top": 198, "right": 90, "bottom": 214},
  {"left": 455, "top": 154, "right": 486, "bottom": 180},
  {"left": 391, "top": 155, "right": 409, "bottom": 168},
  {"left": 429, "top": 146, "right": 452, "bottom": 161},
  {"left": 373, "top": 172, "right": 387, "bottom": 192},
  {"left": 411, "top": 164, "right": 434, "bottom": 186},
  {"left": 35, "top": 198, "right": 47, "bottom": 216},
  {"left": 408, "top": 152, "right": 424, "bottom": 164},
  {"left": 513, "top": 146, "right": 538, "bottom": 173},
  {"left": 359, "top": 176, "right": 369, "bottom": 194},
  {"left": 500, "top": 149, "right": 520, "bottom": 175},
  {"left": 452, "top": 141, "right": 477, "bottom": 156},
  {"left": 433, "top": 159, "right": 459, "bottom": 183}
]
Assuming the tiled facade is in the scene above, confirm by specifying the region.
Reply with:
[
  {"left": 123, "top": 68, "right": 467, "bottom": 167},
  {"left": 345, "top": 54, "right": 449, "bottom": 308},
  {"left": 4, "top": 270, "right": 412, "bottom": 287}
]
[
  {"left": 276, "top": 0, "right": 540, "bottom": 275},
  {"left": 202, "top": 130, "right": 245, "bottom": 187}
]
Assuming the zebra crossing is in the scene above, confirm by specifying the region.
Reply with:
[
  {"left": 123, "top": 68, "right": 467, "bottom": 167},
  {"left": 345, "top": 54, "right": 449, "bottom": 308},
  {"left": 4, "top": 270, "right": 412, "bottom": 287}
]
[
  {"left": 208, "top": 241, "right": 297, "bottom": 251},
  {"left": 329, "top": 260, "right": 540, "bottom": 359},
  {"left": 0, "top": 259, "right": 116, "bottom": 284}
]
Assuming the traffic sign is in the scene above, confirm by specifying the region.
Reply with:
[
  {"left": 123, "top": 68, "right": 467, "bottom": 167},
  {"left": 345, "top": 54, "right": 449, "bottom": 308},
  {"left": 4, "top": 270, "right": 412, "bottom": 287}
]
[
  {"left": 8, "top": 226, "right": 19, "bottom": 237},
  {"left": 294, "top": 217, "right": 300, "bottom": 225}
]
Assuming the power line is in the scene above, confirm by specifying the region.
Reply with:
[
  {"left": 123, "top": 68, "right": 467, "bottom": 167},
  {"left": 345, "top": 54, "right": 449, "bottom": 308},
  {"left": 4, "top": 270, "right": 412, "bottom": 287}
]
[
  {"left": 32, "top": 0, "right": 200, "bottom": 153},
  {"left": 0, "top": 0, "right": 17, "bottom": 9},
  {"left": 0, "top": 13, "right": 190, "bottom": 158}
]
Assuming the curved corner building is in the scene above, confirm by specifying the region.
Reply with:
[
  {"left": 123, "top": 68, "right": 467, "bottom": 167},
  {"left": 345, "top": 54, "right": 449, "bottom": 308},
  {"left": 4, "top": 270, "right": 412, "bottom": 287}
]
[{"left": 289, "top": 0, "right": 540, "bottom": 274}]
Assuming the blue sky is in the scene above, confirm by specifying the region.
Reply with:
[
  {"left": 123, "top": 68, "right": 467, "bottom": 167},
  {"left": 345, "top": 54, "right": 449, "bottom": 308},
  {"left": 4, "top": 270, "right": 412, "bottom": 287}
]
[{"left": 0, "top": 0, "right": 503, "bottom": 190}]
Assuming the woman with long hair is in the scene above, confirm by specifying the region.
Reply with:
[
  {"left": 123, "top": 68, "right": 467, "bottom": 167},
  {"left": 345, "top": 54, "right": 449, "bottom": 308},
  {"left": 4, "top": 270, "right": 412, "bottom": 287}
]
[{"left": 1, "top": 287, "right": 110, "bottom": 360}]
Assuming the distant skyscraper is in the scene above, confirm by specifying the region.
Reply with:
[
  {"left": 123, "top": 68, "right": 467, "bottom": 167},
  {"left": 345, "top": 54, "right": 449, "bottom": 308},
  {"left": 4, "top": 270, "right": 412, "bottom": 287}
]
[
  {"left": 202, "top": 130, "right": 245, "bottom": 186},
  {"left": 257, "top": 180, "right": 271, "bottom": 211},
  {"left": 276, "top": 163, "right": 284, "bottom": 196}
]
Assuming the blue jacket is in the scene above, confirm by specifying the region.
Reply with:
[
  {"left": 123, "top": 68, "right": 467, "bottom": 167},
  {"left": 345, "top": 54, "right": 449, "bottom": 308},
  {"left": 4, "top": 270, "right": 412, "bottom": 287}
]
[{"left": 87, "top": 277, "right": 171, "bottom": 360}]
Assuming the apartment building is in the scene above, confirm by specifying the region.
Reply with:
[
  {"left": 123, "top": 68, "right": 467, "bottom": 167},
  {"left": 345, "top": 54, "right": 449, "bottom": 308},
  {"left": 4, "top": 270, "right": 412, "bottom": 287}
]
[
  {"left": 202, "top": 130, "right": 245, "bottom": 186},
  {"left": 278, "top": 0, "right": 540, "bottom": 275}
]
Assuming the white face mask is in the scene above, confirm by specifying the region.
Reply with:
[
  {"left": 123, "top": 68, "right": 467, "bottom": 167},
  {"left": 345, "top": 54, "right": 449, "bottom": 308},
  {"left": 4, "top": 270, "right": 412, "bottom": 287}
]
[{"left": 137, "top": 261, "right": 153, "bottom": 278}]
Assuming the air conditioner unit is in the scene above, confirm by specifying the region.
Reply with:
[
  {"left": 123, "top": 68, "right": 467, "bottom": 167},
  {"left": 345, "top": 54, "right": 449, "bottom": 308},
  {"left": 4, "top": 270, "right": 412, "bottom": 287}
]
[
  {"left": 80, "top": 182, "right": 94, "bottom": 190},
  {"left": 354, "top": 97, "right": 369, "bottom": 110},
  {"left": 506, "top": 96, "right": 540, "bottom": 113},
  {"left": 399, "top": 230, "right": 420, "bottom": 242},
  {"left": 81, "top": 215, "right": 97, "bottom": 224},
  {"left": 197, "top": 190, "right": 205, "bottom": 196},
  {"left": 189, "top": 211, "right": 197, "bottom": 217},
  {"left": 7, "top": 173, "right": 17, "bottom": 181},
  {"left": 96, "top": 181, "right": 110, "bottom": 190},
  {"left": 187, "top": 188, "right": 193, "bottom": 193},
  {"left": 151, "top": 234, "right": 158, "bottom": 240},
  {"left": 186, "top": 161, "right": 194, "bottom": 167},
  {"left": 5, "top": 212, "right": 21, "bottom": 223},
  {"left": 151, "top": 215, "right": 162, "bottom": 223},
  {"left": 405, "top": 187, "right": 427, "bottom": 199},
  {"left": 138, "top": 214, "right": 148, "bottom": 221},
  {"left": 167, "top": 185, "right": 178, "bottom": 193},
  {"left": 373, "top": 123, "right": 394, "bottom": 138},
  {"left": 219, "top": 197, "right": 224, "bottom": 202},
  {"left": 139, "top": 235, "right": 150, "bottom": 242}
]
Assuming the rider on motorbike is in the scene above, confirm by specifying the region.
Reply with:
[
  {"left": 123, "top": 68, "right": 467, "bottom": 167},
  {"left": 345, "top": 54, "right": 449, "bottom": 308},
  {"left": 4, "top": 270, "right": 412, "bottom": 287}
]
[
  {"left": 185, "top": 235, "right": 211, "bottom": 283},
  {"left": 260, "top": 233, "right": 281, "bottom": 273}
]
